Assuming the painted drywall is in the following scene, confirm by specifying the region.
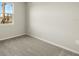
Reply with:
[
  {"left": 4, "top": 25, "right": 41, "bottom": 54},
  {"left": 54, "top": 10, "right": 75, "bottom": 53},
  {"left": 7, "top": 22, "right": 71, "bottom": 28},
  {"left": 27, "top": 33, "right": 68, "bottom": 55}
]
[
  {"left": 25, "top": 2, "right": 79, "bottom": 53},
  {"left": 0, "top": 2, "right": 26, "bottom": 40}
]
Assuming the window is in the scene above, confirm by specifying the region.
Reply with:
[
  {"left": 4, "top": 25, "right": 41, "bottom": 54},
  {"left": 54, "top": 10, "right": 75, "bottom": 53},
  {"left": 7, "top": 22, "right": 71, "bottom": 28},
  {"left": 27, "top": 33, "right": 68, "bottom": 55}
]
[{"left": 0, "top": 2, "right": 13, "bottom": 24}]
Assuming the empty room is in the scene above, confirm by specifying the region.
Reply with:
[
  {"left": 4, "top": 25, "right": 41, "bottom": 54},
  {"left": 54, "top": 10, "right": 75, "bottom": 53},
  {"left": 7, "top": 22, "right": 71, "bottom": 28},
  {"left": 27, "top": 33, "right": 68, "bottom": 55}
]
[{"left": 0, "top": 1, "right": 79, "bottom": 56}]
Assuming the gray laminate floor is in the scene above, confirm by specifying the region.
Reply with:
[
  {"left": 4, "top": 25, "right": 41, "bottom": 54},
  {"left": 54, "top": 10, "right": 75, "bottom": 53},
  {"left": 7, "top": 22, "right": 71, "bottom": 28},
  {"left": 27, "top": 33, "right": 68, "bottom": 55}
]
[{"left": 0, "top": 35, "right": 78, "bottom": 56}]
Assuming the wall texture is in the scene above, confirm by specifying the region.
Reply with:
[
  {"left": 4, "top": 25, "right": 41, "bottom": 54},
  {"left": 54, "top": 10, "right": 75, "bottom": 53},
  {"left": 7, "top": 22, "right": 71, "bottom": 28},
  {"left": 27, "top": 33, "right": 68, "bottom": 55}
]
[
  {"left": 0, "top": 2, "right": 26, "bottom": 40},
  {"left": 25, "top": 2, "right": 79, "bottom": 54}
]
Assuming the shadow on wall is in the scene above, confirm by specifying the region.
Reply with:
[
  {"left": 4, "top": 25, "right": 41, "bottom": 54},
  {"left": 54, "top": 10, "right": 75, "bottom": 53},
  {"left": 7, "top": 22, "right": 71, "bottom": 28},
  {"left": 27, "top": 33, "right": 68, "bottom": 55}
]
[{"left": 25, "top": 2, "right": 32, "bottom": 34}]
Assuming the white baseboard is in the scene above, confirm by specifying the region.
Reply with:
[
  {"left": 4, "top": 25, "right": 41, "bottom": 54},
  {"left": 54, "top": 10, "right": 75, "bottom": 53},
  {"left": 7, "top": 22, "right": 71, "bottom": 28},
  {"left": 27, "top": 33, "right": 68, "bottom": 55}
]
[
  {"left": 0, "top": 33, "right": 26, "bottom": 41},
  {"left": 26, "top": 34, "right": 79, "bottom": 55}
]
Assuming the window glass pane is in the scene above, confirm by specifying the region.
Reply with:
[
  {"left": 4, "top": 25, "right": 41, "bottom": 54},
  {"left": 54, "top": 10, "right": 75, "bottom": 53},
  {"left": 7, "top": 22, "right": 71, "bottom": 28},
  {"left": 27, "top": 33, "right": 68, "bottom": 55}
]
[
  {"left": 5, "top": 3, "right": 13, "bottom": 16},
  {"left": 0, "top": 2, "right": 13, "bottom": 24},
  {"left": 0, "top": 2, "right": 2, "bottom": 16}
]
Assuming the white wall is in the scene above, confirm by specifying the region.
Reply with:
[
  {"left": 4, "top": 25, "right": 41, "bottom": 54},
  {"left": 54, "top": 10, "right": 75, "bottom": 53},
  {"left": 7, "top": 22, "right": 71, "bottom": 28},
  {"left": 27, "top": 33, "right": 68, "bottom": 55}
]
[
  {"left": 25, "top": 2, "right": 79, "bottom": 54},
  {"left": 0, "top": 2, "right": 26, "bottom": 40}
]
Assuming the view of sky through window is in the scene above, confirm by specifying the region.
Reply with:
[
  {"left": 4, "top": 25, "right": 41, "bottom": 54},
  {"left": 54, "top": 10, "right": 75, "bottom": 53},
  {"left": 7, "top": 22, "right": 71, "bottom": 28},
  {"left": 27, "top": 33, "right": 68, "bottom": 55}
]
[{"left": 0, "top": 2, "right": 13, "bottom": 16}]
